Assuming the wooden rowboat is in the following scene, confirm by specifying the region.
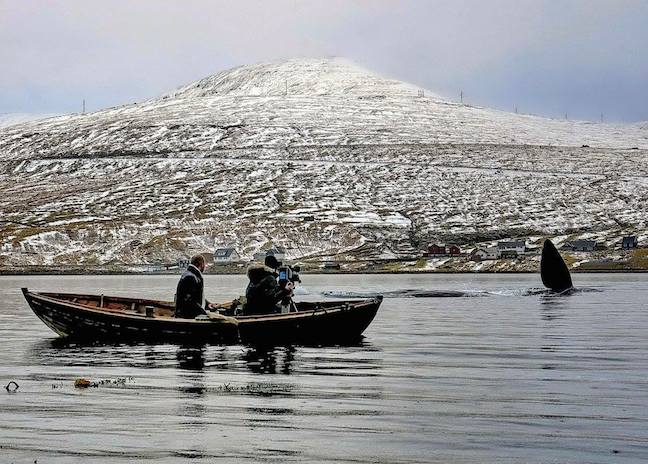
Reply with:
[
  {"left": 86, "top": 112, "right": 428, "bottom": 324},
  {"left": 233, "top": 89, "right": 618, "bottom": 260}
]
[{"left": 21, "top": 288, "right": 382, "bottom": 344}]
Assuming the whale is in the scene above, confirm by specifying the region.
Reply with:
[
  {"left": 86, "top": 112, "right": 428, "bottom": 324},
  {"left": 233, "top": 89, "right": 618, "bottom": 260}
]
[{"left": 540, "top": 239, "right": 573, "bottom": 292}]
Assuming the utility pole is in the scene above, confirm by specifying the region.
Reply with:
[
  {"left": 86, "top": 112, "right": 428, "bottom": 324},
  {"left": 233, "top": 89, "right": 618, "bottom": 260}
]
[
  {"left": 515, "top": 106, "right": 518, "bottom": 114},
  {"left": 460, "top": 90, "right": 463, "bottom": 104},
  {"left": 600, "top": 112, "right": 604, "bottom": 123},
  {"left": 82, "top": 99, "right": 86, "bottom": 114}
]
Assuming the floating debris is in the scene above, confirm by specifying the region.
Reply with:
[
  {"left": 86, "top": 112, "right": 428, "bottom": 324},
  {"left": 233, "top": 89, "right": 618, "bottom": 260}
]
[
  {"left": 73, "top": 377, "right": 134, "bottom": 389},
  {"left": 74, "top": 378, "right": 95, "bottom": 388},
  {"left": 214, "top": 382, "right": 292, "bottom": 395}
]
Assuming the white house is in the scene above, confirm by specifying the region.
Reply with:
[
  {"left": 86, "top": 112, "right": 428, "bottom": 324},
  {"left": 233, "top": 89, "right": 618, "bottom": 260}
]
[
  {"left": 470, "top": 247, "right": 498, "bottom": 261},
  {"left": 213, "top": 248, "right": 240, "bottom": 263},
  {"left": 497, "top": 240, "right": 526, "bottom": 258}
]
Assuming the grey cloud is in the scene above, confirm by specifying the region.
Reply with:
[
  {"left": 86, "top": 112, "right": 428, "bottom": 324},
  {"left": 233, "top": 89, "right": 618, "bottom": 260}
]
[{"left": 0, "top": 0, "right": 646, "bottom": 121}]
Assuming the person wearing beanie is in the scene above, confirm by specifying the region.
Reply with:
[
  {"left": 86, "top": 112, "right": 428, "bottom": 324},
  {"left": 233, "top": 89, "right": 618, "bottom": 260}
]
[{"left": 264, "top": 255, "right": 280, "bottom": 269}]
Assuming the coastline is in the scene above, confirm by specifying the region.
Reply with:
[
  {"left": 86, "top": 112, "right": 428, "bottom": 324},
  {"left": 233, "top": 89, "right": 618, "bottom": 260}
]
[
  {"left": 2, "top": 267, "right": 647, "bottom": 276},
  {"left": 3, "top": 250, "right": 648, "bottom": 276}
]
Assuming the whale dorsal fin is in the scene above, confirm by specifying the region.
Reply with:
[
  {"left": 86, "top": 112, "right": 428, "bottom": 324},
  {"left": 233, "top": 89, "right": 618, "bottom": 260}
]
[{"left": 541, "top": 239, "right": 573, "bottom": 292}]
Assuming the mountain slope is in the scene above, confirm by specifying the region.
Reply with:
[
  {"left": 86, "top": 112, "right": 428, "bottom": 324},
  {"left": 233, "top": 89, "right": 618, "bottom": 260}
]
[{"left": 0, "top": 58, "right": 647, "bottom": 268}]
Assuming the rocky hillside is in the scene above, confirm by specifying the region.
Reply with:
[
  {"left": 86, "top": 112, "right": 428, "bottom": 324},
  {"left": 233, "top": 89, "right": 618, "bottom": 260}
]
[{"left": 0, "top": 58, "right": 647, "bottom": 268}]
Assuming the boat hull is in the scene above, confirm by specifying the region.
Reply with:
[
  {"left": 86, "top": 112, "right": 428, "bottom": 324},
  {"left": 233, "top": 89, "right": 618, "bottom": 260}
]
[
  {"left": 22, "top": 289, "right": 382, "bottom": 345},
  {"left": 23, "top": 290, "right": 239, "bottom": 343},
  {"left": 236, "top": 300, "right": 381, "bottom": 344}
]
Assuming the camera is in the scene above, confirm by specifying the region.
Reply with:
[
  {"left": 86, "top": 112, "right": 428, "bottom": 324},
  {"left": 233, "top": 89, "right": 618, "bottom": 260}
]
[
  {"left": 277, "top": 263, "right": 301, "bottom": 313},
  {"left": 278, "top": 264, "right": 301, "bottom": 287}
]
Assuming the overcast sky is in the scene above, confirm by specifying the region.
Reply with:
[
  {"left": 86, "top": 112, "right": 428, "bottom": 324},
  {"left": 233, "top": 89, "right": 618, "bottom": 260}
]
[{"left": 1, "top": 0, "right": 647, "bottom": 122}]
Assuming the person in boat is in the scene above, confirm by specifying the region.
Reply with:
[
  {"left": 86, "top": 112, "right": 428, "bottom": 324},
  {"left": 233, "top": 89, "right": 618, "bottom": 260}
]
[
  {"left": 243, "top": 255, "right": 294, "bottom": 315},
  {"left": 175, "top": 254, "right": 214, "bottom": 318}
]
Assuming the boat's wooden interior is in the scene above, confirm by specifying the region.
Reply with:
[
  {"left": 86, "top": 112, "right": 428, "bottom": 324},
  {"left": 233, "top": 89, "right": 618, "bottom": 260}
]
[
  {"left": 42, "top": 292, "right": 177, "bottom": 317},
  {"left": 39, "top": 292, "right": 357, "bottom": 318}
]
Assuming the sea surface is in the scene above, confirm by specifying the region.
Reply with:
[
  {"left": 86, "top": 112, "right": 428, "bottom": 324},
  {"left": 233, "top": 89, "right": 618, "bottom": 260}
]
[{"left": 1, "top": 273, "right": 647, "bottom": 463}]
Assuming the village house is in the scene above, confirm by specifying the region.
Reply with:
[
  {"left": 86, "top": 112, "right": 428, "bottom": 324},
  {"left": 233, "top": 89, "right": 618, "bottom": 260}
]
[
  {"left": 470, "top": 247, "right": 498, "bottom": 261},
  {"left": 497, "top": 240, "right": 526, "bottom": 258},
  {"left": 622, "top": 236, "right": 638, "bottom": 249},
  {"left": 252, "top": 246, "right": 287, "bottom": 262},
  {"left": 448, "top": 245, "right": 461, "bottom": 256},
  {"left": 565, "top": 240, "right": 597, "bottom": 252},
  {"left": 425, "top": 244, "right": 446, "bottom": 256},
  {"left": 177, "top": 257, "right": 190, "bottom": 269},
  {"left": 266, "top": 246, "right": 286, "bottom": 260},
  {"left": 213, "top": 247, "right": 240, "bottom": 263}
]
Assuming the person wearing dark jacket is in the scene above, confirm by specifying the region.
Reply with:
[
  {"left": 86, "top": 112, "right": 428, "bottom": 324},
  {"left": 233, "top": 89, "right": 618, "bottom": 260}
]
[
  {"left": 243, "top": 255, "right": 293, "bottom": 315},
  {"left": 175, "top": 255, "right": 212, "bottom": 318}
]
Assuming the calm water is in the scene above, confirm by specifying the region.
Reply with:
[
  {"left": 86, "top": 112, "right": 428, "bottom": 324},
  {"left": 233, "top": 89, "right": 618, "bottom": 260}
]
[{"left": 1, "top": 273, "right": 647, "bottom": 463}]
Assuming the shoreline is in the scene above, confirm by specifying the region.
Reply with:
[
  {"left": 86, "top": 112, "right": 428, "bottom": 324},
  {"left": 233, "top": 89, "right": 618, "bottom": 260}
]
[{"left": 2, "top": 268, "right": 647, "bottom": 276}]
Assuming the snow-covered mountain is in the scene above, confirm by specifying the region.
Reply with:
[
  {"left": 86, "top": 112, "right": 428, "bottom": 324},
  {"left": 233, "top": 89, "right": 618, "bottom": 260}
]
[
  {"left": 1, "top": 58, "right": 647, "bottom": 159},
  {"left": 0, "top": 58, "right": 647, "bottom": 268}
]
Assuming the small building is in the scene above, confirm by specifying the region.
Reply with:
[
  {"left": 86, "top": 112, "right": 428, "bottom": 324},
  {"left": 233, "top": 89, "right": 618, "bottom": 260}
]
[
  {"left": 322, "top": 261, "right": 341, "bottom": 270},
  {"left": 567, "top": 240, "right": 597, "bottom": 252},
  {"left": 177, "top": 257, "right": 190, "bottom": 269},
  {"left": 448, "top": 245, "right": 461, "bottom": 256},
  {"left": 425, "top": 244, "right": 446, "bottom": 256},
  {"left": 470, "top": 247, "right": 498, "bottom": 261},
  {"left": 622, "top": 236, "right": 638, "bottom": 249},
  {"left": 252, "top": 246, "right": 287, "bottom": 262},
  {"left": 497, "top": 240, "right": 526, "bottom": 257},
  {"left": 265, "top": 246, "right": 286, "bottom": 261},
  {"left": 303, "top": 215, "right": 315, "bottom": 222},
  {"left": 213, "top": 247, "right": 240, "bottom": 263}
]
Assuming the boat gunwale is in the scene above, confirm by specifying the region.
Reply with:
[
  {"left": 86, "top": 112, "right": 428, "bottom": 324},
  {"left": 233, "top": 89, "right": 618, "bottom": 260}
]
[{"left": 23, "top": 289, "right": 379, "bottom": 325}]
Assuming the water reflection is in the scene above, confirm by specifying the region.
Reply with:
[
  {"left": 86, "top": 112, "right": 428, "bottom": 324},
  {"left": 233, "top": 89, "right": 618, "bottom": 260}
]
[
  {"left": 27, "top": 338, "right": 177, "bottom": 369},
  {"left": 175, "top": 347, "right": 207, "bottom": 458},
  {"left": 539, "top": 292, "right": 569, "bottom": 320},
  {"left": 176, "top": 345, "right": 206, "bottom": 371},
  {"left": 26, "top": 337, "right": 379, "bottom": 380},
  {"left": 538, "top": 293, "right": 568, "bottom": 374},
  {"left": 243, "top": 346, "right": 295, "bottom": 375}
]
